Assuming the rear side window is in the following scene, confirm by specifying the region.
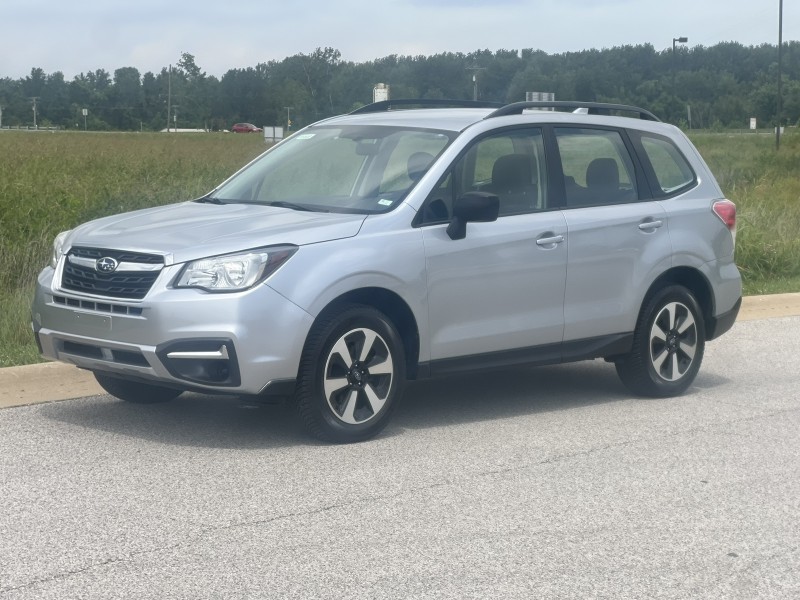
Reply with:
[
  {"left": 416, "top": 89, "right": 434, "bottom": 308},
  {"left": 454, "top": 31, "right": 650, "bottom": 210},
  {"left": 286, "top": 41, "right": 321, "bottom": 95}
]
[
  {"left": 555, "top": 128, "right": 638, "bottom": 208},
  {"left": 639, "top": 135, "right": 696, "bottom": 195}
]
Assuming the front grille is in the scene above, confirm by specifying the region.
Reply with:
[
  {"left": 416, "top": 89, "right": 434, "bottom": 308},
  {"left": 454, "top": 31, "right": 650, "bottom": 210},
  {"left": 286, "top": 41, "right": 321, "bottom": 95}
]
[
  {"left": 69, "top": 247, "right": 163, "bottom": 265},
  {"left": 60, "top": 247, "right": 164, "bottom": 300}
]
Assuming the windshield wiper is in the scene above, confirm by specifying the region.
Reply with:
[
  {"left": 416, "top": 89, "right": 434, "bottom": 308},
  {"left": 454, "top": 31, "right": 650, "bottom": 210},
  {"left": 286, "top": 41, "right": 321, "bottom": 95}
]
[
  {"left": 266, "top": 201, "right": 326, "bottom": 212},
  {"left": 194, "top": 196, "right": 226, "bottom": 204}
]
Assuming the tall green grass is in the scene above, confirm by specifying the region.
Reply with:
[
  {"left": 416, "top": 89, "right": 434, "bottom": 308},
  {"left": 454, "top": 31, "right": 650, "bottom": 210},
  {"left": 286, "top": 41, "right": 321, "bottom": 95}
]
[
  {"left": 1, "top": 130, "right": 798, "bottom": 367},
  {"left": 690, "top": 132, "right": 800, "bottom": 293},
  {"left": 0, "top": 131, "right": 266, "bottom": 288},
  {"left": 0, "top": 131, "right": 266, "bottom": 366}
]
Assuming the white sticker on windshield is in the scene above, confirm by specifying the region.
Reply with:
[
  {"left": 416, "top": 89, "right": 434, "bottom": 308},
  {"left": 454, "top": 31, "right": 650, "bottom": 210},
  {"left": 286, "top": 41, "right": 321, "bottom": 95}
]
[
  {"left": 377, "top": 199, "right": 393, "bottom": 206},
  {"left": 296, "top": 133, "right": 315, "bottom": 140}
]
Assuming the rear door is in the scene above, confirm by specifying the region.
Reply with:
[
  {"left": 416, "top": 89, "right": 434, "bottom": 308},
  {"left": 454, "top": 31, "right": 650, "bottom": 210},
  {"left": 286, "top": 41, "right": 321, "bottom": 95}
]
[{"left": 554, "top": 126, "right": 672, "bottom": 341}]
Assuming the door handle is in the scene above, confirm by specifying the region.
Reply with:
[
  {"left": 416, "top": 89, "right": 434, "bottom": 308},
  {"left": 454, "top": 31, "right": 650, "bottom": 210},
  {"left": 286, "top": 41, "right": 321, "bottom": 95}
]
[
  {"left": 638, "top": 219, "right": 663, "bottom": 231},
  {"left": 536, "top": 234, "right": 564, "bottom": 246}
]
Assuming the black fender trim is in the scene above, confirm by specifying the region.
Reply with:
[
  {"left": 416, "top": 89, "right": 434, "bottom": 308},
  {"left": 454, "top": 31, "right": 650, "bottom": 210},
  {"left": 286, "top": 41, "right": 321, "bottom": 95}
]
[{"left": 706, "top": 297, "right": 742, "bottom": 340}]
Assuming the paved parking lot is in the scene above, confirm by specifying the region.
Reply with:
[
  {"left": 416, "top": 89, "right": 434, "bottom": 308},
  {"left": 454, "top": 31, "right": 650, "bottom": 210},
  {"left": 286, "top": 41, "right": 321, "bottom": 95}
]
[{"left": 1, "top": 315, "right": 799, "bottom": 599}]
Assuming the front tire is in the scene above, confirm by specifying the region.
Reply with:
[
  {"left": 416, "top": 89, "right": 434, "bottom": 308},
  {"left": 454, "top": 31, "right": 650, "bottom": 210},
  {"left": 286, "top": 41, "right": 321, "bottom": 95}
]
[
  {"left": 94, "top": 373, "right": 183, "bottom": 404},
  {"left": 615, "top": 285, "right": 705, "bottom": 397},
  {"left": 296, "top": 304, "right": 406, "bottom": 443}
]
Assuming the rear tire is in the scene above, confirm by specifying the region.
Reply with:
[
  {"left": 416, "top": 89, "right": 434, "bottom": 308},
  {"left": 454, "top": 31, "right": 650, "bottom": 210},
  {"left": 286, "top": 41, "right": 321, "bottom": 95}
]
[
  {"left": 94, "top": 373, "right": 182, "bottom": 404},
  {"left": 296, "top": 304, "right": 406, "bottom": 443},
  {"left": 615, "top": 285, "right": 705, "bottom": 397}
]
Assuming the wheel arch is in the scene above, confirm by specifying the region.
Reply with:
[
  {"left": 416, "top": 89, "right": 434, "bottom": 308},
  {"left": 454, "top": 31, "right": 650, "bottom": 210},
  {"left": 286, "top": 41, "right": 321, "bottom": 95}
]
[
  {"left": 643, "top": 267, "right": 715, "bottom": 338},
  {"left": 308, "top": 287, "right": 422, "bottom": 380}
]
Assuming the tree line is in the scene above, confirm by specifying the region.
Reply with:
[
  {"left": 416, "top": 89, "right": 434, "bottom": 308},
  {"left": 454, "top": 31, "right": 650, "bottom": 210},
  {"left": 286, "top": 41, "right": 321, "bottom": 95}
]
[{"left": 1, "top": 42, "right": 798, "bottom": 132}]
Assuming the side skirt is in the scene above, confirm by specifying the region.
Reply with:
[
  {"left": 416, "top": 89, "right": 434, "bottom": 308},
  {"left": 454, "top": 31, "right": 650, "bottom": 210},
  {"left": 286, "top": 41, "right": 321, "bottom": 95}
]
[{"left": 416, "top": 333, "right": 633, "bottom": 379}]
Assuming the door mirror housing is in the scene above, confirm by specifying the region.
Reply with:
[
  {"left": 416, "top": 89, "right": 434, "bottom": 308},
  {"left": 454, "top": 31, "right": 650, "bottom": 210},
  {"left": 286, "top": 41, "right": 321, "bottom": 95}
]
[{"left": 446, "top": 192, "right": 500, "bottom": 240}]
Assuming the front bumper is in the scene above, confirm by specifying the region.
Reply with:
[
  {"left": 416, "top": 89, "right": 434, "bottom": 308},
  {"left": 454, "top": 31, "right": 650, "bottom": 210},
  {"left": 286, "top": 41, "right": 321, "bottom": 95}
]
[{"left": 31, "top": 266, "right": 314, "bottom": 395}]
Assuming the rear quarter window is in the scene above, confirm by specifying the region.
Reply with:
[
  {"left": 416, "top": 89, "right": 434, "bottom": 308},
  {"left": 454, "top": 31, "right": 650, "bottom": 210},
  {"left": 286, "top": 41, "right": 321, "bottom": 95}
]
[{"left": 639, "top": 134, "right": 696, "bottom": 196}]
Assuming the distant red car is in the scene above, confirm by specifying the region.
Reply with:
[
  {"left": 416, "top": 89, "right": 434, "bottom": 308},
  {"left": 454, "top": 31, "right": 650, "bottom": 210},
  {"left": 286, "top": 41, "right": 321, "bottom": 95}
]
[{"left": 231, "top": 123, "right": 262, "bottom": 133}]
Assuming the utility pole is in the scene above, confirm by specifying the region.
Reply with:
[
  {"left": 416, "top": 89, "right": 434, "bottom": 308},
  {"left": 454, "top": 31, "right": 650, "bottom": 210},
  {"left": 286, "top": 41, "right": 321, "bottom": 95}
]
[
  {"left": 30, "top": 97, "right": 40, "bottom": 129},
  {"left": 167, "top": 64, "right": 172, "bottom": 133},
  {"left": 466, "top": 64, "right": 485, "bottom": 101},
  {"left": 284, "top": 106, "right": 293, "bottom": 131}
]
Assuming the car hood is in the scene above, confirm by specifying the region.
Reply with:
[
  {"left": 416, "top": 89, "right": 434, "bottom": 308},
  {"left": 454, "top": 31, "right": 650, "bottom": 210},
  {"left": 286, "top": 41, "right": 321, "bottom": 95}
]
[{"left": 66, "top": 201, "right": 367, "bottom": 265}]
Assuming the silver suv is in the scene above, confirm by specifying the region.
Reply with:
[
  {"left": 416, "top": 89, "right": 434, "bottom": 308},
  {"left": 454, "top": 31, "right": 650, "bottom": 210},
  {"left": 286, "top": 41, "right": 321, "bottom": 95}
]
[{"left": 32, "top": 100, "right": 742, "bottom": 443}]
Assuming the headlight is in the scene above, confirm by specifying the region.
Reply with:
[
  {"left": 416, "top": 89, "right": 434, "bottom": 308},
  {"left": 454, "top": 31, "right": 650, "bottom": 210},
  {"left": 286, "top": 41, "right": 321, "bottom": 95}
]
[
  {"left": 175, "top": 245, "right": 297, "bottom": 292},
  {"left": 50, "top": 230, "right": 71, "bottom": 268}
]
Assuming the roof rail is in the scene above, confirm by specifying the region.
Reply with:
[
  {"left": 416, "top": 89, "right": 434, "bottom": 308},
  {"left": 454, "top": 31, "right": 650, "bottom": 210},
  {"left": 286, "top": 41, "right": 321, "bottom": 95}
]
[
  {"left": 349, "top": 98, "right": 504, "bottom": 114},
  {"left": 485, "top": 101, "right": 661, "bottom": 122}
]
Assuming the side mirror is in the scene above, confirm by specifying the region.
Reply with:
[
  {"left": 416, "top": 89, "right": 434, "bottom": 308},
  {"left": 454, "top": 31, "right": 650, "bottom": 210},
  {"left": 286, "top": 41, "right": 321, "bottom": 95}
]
[{"left": 446, "top": 192, "right": 500, "bottom": 240}]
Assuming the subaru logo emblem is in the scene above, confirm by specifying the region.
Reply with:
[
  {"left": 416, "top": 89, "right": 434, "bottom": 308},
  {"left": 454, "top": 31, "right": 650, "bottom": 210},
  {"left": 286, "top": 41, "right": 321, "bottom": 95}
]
[{"left": 96, "top": 257, "right": 119, "bottom": 273}]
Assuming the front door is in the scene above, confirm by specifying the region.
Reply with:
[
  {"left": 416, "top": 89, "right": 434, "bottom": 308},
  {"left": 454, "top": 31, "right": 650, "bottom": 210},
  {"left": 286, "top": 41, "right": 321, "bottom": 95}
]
[{"left": 419, "top": 127, "right": 568, "bottom": 366}]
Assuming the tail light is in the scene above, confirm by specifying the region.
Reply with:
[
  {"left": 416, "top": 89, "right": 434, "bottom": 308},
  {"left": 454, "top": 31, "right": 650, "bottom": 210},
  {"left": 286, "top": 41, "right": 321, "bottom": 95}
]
[{"left": 712, "top": 199, "right": 736, "bottom": 242}]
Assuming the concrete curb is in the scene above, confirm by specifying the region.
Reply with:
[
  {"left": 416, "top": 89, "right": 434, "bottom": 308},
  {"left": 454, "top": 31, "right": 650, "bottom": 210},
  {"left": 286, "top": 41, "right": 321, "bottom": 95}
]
[
  {"left": 3, "top": 293, "right": 800, "bottom": 409},
  {"left": 0, "top": 361, "right": 105, "bottom": 409}
]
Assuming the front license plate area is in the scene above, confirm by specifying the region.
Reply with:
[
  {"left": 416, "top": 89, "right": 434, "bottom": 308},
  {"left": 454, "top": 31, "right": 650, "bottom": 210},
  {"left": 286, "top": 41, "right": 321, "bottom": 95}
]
[{"left": 72, "top": 311, "right": 112, "bottom": 332}]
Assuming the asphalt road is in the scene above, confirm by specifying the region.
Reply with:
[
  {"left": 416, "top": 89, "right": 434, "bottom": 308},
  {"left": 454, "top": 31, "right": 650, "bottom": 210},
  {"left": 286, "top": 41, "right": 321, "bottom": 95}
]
[{"left": 1, "top": 316, "right": 799, "bottom": 599}]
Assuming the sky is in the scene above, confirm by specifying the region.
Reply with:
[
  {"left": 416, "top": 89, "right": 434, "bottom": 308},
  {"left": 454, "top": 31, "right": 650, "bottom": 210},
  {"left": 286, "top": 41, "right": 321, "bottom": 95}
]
[{"left": 1, "top": 0, "right": 796, "bottom": 80}]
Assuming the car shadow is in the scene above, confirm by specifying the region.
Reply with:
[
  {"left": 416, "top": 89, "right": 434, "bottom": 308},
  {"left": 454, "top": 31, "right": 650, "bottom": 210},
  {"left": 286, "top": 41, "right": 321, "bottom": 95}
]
[
  {"left": 395, "top": 360, "right": 623, "bottom": 431},
  {"left": 40, "top": 393, "right": 309, "bottom": 450},
  {"left": 40, "top": 360, "right": 730, "bottom": 448},
  {"left": 394, "top": 360, "right": 731, "bottom": 432}
]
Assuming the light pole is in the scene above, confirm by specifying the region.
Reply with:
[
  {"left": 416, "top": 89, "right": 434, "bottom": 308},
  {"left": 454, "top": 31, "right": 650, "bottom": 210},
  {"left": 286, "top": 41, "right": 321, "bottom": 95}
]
[
  {"left": 672, "top": 37, "right": 688, "bottom": 81},
  {"left": 777, "top": 0, "right": 783, "bottom": 150}
]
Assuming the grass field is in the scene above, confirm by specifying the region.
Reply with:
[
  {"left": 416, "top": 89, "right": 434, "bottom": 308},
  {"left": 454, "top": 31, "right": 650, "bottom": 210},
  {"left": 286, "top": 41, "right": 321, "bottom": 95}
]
[
  {"left": 0, "top": 131, "right": 266, "bottom": 366},
  {"left": 1, "top": 129, "right": 798, "bottom": 367},
  {"left": 690, "top": 132, "right": 800, "bottom": 294}
]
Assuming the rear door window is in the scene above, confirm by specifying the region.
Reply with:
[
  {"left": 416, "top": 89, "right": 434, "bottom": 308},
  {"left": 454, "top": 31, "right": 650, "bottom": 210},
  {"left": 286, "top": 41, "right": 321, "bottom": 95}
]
[{"left": 555, "top": 128, "right": 638, "bottom": 208}]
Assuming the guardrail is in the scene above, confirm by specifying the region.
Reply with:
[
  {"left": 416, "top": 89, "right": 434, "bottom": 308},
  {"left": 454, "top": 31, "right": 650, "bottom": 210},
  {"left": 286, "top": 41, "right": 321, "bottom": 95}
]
[{"left": 0, "top": 125, "right": 62, "bottom": 131}]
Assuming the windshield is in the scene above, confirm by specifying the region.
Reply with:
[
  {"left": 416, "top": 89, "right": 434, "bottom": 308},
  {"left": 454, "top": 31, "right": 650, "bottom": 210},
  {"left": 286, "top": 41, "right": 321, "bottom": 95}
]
[{"left": 208, "top": 125, "right": 453, "bottom": 214}]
